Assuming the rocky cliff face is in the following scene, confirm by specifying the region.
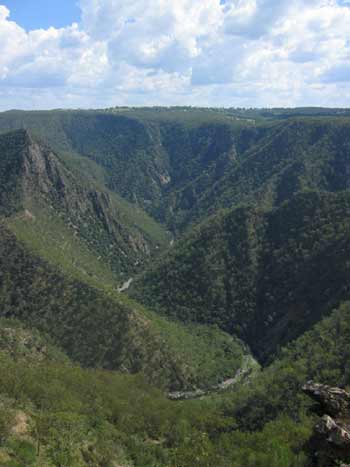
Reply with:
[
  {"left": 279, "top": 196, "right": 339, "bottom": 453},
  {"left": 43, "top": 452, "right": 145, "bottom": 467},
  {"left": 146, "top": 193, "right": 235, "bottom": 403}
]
[
  {"left": 303, "top": 381, "right": 350, "bottom": 466},
  {"left": 0, "top": 129, "right": 166, "bottom": 277}
]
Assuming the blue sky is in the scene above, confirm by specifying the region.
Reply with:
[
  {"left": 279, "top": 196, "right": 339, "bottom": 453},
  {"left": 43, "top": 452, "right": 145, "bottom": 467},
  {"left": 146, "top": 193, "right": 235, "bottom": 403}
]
[
  {"left": 0, "top": 0, "right": 350, "bottom": 110},
  {"left": 3, "top": 0, "right": 80, "bottom": 30}
]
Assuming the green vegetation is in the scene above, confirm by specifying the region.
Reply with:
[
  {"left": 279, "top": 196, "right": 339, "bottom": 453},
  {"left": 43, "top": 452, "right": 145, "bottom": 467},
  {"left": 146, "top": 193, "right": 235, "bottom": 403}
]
[
  {"left": 0, "top": 349, "right": 311, "bottom": 467},
  {"left": 0, "top": 319, "right": 310, "bottom": 467},
  {"left": 0, "top": 109, "right": 258, "bottom": 227},
  {"left": 0, "top": 128, "right": 255, "bottom": 392},
  {"left": 7, "top": 207, "right": 120, "bottom": 291},
  {"left": 1, "top": 301, "right": 350, "bottom": 466},
  {"left": 188, "top": 118, "right": 350, "bottom": 222},
  {"left": 0, "top": 318, "right": 69, "bottom": 364},
  {"left": 132, "top": 190, "right": 350, "bottom": 361},
  {"left": 2, "top": 110, "right": 350, "bottom": 233},
  {"left": 216, "top": 301, "right": 350, "bottom": 437},
  {"left": 0, "top": 221, "right": 251, "bottom": 391},
  {"left": 1, "top": 108, "right": 350, "bottom": 465},
  {"left": 0, "top": 130, "right": 27, "bottom": 216},
  {"left": 138, "top": 308, "right": 259, "bottom": 388},
  {"left": 0, "top": 129, "right": 170, "bottom": 280}
]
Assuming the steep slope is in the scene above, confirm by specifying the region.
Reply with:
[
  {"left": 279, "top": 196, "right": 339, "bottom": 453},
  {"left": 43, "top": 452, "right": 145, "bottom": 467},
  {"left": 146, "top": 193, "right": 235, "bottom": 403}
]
[
  {"left": 0, "top": 129, "right": 169, "bottom": 280},
  {"left": 0, "top": 318, "right": 69, "bottom": 364},
  {"left": 183, "top": 301, "right": 350, "bottom": 467},
  {"left": 1, "top": 110, "right": 350, "bottom": 234},
  {"left": 0, "top": 130, "right": 253, "bottom": 390},
  {"left": 0, "top": 108, "right": 259, "bottom": 228},
  {"left": 2, "top": 303, "right": 350, "bottom": 467},
  {"left": 1, "top": 108, "right": 350, "bottom": 466},
  {"left": 131, "top": 191, "right": 350, "bottom": 362},
  {"left": 0, "top": 221, "right": 254, "bottom": 390},
  {"left": 183, "top": 118, "right": 350, "bottom": 224},
  {"left": 220, "top": 301, "right": 350, "bottom": 432}
]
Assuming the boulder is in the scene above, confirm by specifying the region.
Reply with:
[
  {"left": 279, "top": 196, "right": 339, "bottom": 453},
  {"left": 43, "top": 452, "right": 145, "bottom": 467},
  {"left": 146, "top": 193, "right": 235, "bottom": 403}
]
[
  {"left": 302, "top": 381, "right": 350, "bottom": 417},
  {"left": 303, "top": 381, "right": 350, "bottom": 466}
]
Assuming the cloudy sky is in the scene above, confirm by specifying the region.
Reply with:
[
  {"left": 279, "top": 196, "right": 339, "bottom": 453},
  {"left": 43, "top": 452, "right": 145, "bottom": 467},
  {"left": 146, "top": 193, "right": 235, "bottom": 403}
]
[{"left": 0, "top": 0, "right": 349, "bottom": 110}]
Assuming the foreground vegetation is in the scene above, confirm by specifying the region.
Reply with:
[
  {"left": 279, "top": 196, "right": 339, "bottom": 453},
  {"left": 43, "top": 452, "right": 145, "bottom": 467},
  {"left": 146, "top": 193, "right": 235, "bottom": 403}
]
[{"left": 1, "top": 301, "right": 350, "bottom": 466}]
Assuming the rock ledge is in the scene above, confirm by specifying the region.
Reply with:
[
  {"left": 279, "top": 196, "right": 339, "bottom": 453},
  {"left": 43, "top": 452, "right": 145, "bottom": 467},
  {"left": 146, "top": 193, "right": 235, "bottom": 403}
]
[{"left": 303, "top": 381, "right": 350, "bottom": 466}]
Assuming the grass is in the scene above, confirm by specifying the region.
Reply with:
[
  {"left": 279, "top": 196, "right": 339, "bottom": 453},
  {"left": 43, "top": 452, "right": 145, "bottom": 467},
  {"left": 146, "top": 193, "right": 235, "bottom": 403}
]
[{"left": 6, "top": 205, "right": 120, "bottom": 290}]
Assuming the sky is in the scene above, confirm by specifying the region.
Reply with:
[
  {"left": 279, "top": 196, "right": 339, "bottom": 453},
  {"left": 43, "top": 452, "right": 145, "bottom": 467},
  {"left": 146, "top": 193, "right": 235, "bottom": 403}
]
[
  {"left": 0, "top": 0, "right": 350, "bottom": 110},
  {"left": 3, "top": 0, "right": 81, "bottom": 30}
]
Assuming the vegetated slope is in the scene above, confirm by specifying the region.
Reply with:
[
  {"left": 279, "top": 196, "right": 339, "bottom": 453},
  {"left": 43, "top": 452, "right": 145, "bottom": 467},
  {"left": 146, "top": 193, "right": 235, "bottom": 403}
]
[
  {"left": 173, "top": 118, "right": 350, "bottom": 227},
  {"left": 1, "top": 110, "right": 350, "bottom": 234},
  {"left": 225, "top": 106, "right": 350, "bottom": 120},
  {"left": 0, "top": 129, "right": 169, "bottom": 280},
  {"left": 0, "top": 108, "right": 262, "bottom": 229},
  {"left": 0, "top": 222, "right": 172, "bottom": 381},
  {"left": 131, "top": 190, "right": 350, "bottom": 362},
  {"left": 220, "top": 301, "right": 350, "bottom": 433},
  {"left": 1, "top": 304, "right": 350, "bottom": 467},
  {"left": 0, "top": 318, "right": 69, "bottom": 364},
  {"left": 0, "top": 130, "right": 253, "bottom": 390},
  {"left": 0, "top": 315, "right": 309, "bottom": 467},
  {"left": 187, "top": 301, "right": 350, "bottom": 467},
  {"left": 0, "top": 221, "right": 254, "bottom": 390},
  {"left": 1, "top": 109, "right": 350, "bottom": 466}
]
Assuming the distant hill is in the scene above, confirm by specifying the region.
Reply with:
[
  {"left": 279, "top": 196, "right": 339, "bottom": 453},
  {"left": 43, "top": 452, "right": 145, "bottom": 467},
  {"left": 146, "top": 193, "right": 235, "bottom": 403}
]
[
  {"left": 0, "top": 108, "right": 259, "bottom": 229},
  {"left": 1, "top": 109, "right": 349, "bottom": 234},
  {"left": 186, "top": 118, "right": 350, "bottom": 222}
]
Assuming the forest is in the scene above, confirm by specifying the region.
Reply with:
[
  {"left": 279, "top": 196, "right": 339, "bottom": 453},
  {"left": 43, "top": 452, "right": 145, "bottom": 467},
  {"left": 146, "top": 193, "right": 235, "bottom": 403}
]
[{"left": 0, "top": 107, "right": 349, "bottom": 466}]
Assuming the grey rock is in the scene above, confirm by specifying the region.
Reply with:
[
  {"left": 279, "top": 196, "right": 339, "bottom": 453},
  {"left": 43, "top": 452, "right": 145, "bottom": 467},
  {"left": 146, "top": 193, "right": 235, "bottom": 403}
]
[
  {"left": 302, "top": 381, "right": 350, "bottom": 417},
  {"left": 303, "top": 381, "right": 350, "bottom": 466}
]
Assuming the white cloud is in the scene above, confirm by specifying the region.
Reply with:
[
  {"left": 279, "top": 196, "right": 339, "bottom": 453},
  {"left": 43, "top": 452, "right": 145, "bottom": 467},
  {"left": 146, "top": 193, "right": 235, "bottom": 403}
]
[{"left": 0, "top": 0, "right": 350, "bottom": 109}]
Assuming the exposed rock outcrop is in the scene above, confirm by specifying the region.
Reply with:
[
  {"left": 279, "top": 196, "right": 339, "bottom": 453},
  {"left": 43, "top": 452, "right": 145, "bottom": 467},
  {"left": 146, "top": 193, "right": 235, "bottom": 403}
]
[
  {"left": 0, "top": 129, "right": 160, "bottom": 276},
  {"left": 303, "top": 381, "right": 350, "bottom": 418},
  {"left": 303, "top": 381, "right": 350, "bottom": 466}
]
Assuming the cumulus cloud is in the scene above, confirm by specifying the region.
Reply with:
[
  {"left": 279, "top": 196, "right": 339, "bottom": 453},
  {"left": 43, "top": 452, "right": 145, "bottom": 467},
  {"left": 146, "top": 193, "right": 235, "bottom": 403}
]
[
  {"left": 0, "top": 0, "right": 350, "bottom": 109},
  {"left": 223, "top": 0, "right": 292, "bottom": 39}
]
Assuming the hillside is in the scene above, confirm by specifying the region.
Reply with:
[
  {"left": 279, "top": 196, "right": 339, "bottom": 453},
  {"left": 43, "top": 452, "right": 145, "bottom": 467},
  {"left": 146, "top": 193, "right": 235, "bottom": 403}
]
[
  {"left": 0, "top": 323, "right": 300, "bottom": 467},
  {"left": 0, "top": 301, "right": 349, "bottom": 467},
  {"left": 0, "top": 109, "right": 259, "bottom": 229},
  {"left": 1, "top": 215, "right": 255, "bottom": 391},
  {"left": 188, "top": 118, "right": 350, "bottom": 222},
  {"left": 1, "top": 110, "right": 350, "bottom": 233},
  {"left": 1, "top": 107, "right": 350, "bottom": 466},
  {"left": 131, "top": 190, "right": 350, "bottom": 362},
  {"left": 0, "top": 318, "right": 69, "bottom": 364},
  {"left": 0, "top": 129, "right": 169, "bottom": 280},
  {"left": 0, "top": 129, "right": 254, "bottom": 391},
  {"left": 222, "top": 301, "right": 350, "bottom": 432}
]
